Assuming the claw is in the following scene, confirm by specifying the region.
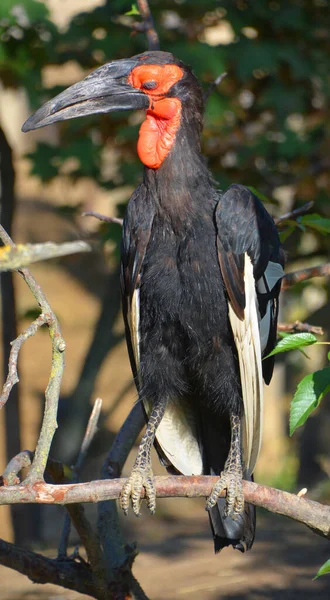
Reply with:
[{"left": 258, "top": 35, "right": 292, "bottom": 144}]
[
  {"left": 120, "top": 466, "right": 156, "bottom": 516},
  {"left": 206, "top": 470, "right": 244, "bottom": 517}
]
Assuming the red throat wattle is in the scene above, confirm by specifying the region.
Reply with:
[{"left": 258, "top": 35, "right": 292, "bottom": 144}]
[{"left": 128, "top": 64, "right": 183, "bottom": 169}]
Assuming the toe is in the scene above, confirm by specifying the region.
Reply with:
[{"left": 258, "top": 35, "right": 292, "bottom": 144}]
[
  {"left": 206, "top": 479, "right": 226, "bottom": 511},
  {"left": 144, "top": 477, "right": 156, "bottom": 514},
  {"left": 119, "top": 480, "right": 132, "bottom": 516}
]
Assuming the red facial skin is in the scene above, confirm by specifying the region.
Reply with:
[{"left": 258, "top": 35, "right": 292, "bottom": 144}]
[{"left": 128, "top": 64, "right": 183, "bottom": 169}]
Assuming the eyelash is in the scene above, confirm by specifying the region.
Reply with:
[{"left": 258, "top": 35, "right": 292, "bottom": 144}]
[{"left": 142, "top": 80, "right": 158, "bottom": 90}]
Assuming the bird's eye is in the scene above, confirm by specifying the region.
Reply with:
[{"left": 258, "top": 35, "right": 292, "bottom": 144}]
[{"left": 142, "top": 80, "right": 158, "bottom": 90}]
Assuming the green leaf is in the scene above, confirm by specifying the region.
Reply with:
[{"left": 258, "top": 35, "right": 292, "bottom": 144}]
[
  {"left": 265, "top": 333, "right": 318, "bottom": 358},
  {"left": 290, "top": 367, "right": 330, "bottom": 435},
  {"left": 314, "top": 559, "right": 330, "bottom": 579},
  {"left": 247, "top": 186, "right": 271, "bottom": 205},
  {"left": 299, "top": 213, "right": 330, "bottom": 234},
  {"left": 279, "top": 226, "right": 295, "bottom": 243},
  {"left": 125, "top": 4, "right": 139, "bottom": 16}
]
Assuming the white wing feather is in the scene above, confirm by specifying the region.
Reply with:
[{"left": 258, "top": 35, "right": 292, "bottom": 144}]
[{"left": 228, "top": 253, "right": 263, "bottom": 474}]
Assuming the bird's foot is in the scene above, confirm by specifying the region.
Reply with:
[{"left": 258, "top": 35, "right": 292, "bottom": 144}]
[
  {"left": 120, "top": 464, "right": 156, "bottom": 517},
  {"left": 206, "top": 468, "right": 244, "bottom": 517}
]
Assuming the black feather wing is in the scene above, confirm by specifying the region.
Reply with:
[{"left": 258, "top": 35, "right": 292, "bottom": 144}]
[
  {"left": 120, "top": 184, "right": 155, "bottom": 381},
  {"left": 215, "top": 183, "right": 284, "bottom": 383}
]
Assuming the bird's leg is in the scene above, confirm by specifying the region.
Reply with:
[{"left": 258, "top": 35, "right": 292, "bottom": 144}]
[
  {"left": 206, "top": 414, "right": 244, "bottom": 516},
  {"left": 120, "top": 398, "right": 167, "bottom": 517}
]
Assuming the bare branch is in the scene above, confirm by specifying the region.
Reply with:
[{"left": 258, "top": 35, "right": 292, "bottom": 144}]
[
  {"left": 274, "top": 201, "right": 314, "bottom": 225},
  {"left": 136, "top": 0, "right": 160, "bottom": 50},
  {"left": 282, "top": 263, "right": 330, "bottom": 289},
  {"left": 0, "top": 476, "right": 329, "bottom": 540},
  {"left": 0, "top": 450, "right": 73, "bottom": 488},
  {"left": 82, "top": 211, "right": 123, "bottom": 226},
  {"left": 58, "top": 398, "right": 103, "bottom": 559},
  {"left": 277, "top": 321, "right": 324, "bottom": 336},
  {"left": 0, "top": 226, "right": 65, "bottom": 483},
  {"left": 0, "top": 241, "right": 91, "bottom": 271},
  {"left": 1, "top": 450, "right": 34, "bottom": 486},
  {"left": 76, "top": 397, "right": 103, "bottom": 473},
  {"left": 203, "top": 72, "right": 228, "bottom": 102},
  {"left": 0, "top": 314, "right": 46, "bottom": 409}
]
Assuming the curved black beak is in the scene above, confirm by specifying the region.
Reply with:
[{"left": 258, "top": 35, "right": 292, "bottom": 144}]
[{"left": 22, "top": 58, "right": 150, "bottom": 132}]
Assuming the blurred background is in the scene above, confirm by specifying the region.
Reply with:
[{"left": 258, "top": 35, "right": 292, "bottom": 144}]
[{"left": 0, "top": 1, "right": 330, "bottom": 598}]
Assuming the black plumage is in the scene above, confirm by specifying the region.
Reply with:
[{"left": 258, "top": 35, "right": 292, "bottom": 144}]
[{"left": 22, "top": 50, "right": 285, "bottom": 553}]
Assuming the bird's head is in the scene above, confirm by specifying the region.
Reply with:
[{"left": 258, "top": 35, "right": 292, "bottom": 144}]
[{"left": 22, "top": 51, "right": 204, "bottom": 169}]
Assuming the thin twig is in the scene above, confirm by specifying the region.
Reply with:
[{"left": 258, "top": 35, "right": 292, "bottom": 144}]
[
  {"left": 136, "top": 0, "right": 160, "bottom": 50},
  {"left": 277, "top": 321, "right": 324, "bottom": 336},
  {"left": 76, "top": 397, "right": 103, "bottom": 473},
  {"left": 0, "top": 314, "right": 46, "bottom": 409},
  {"left": 203, "top": 72, "right": 228, "bottom": 102},
  {"left": 58, "top": 398, "right": 103, "bottom": 558},
  {"left": 1, "top": 450, "right": 34, "bottom": 486},
  {"left": 0, "top": 225, "right": 65, "bottom": 483},
  {"left": 282, "top": 263, "right": 330, "bottom": 289},
  {"left": 82, "top": 211, "right": 123, "bottom": 226},
  {"left": 274, "top": 201, "right": 314, "bottom": 225},
  {"left": 0, "top": 476, "right": 329, "bottom": 539}
]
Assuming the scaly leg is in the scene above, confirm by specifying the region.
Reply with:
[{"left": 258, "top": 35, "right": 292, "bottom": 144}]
[
  {"left": 120, "top": 398, "right": 167, "bottom": 516},
  {"left": 206, "top": 415, "right": 244, "bottom": 516}
]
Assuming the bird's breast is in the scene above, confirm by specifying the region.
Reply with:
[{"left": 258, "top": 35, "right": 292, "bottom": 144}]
[{"left": 139, "top": 214, "right": 229, "bottom": 347}]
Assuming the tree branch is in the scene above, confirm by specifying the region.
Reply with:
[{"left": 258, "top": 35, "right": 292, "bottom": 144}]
[
  {"left": 0, "top": 226, "right": 65, "bottom": 483},
  {"left": 277, "top": 321, "right": 324, "bottom": 335},
  {"left": 82, "top": 211, "right": 123, "bottom": 226},
  {"left": 274, "top": 201, "right": 314, "bottom": 225},
  {"left": 0, "top": 241, "right": 90, "bottom": 271},
  {"left": 0, "top": 314, "right": 46, "bottom": 409},
  {"left": 282, "top": 263, "right": 330, "bottom": 289},
  {"left": 136, "top": 0, "right": 160, "bottom": 51},
  {"left": 0, "top": 476, "right": 328, "bottom": 539},
  {"left": 58, "top": 398, "right": 103, "bottom": 559},
  {"left": 0, "top": 538, "right": 99, "bottom": 598},
  {"left": 203, "top": 72, "right": 227, "bottom": 102}
]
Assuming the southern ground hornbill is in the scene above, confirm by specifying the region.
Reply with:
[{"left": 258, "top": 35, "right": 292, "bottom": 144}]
[{"left": 23, "top": 51, "right": 285, "bottom": 552}]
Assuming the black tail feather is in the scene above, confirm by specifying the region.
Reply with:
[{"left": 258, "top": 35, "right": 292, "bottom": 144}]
[{"left": 208, "top": 484, "right": 256, "bottom": 553}]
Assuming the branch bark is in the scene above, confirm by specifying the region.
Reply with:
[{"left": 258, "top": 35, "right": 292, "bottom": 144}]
[
  {"left": 0, "top": 476, "right": 328, "bottom": 539},
  {"left": 277, "top": 321, "right": 324, "bottom": 335},
  {"left": 282, "top": 263, "right": 330, "bottom": 289},
  {"left": 82, "top": 211, "right": 123, "bottom": 226},
  {"left": 0, "top": 241, "right": 90, "bottom": 271},
  {"left": 0, "top": 538, "right": 100, "bottom": 598}
]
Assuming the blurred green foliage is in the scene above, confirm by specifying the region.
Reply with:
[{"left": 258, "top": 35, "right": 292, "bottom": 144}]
[{"left": 0, "top": 0, "right": 329, "bottom": 221}]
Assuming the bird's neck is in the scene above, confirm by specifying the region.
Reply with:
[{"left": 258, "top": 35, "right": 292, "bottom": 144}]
[{"left": 143, "top": 119, "right": 215, "bottom": 228}]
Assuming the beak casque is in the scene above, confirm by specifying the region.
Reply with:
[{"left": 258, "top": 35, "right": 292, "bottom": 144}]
[{"left": 22, "top": 58, "right": 150, "bottom": 132}]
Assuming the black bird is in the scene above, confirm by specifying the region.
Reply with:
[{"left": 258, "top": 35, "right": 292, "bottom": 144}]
[{"left": 23, "top": 51, "right": 285, "bottom": 552}]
